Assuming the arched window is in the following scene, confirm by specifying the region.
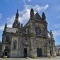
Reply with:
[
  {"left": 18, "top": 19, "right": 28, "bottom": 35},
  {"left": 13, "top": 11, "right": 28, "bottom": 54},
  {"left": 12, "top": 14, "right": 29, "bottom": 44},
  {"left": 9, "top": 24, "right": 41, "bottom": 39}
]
[
  {"left": 35, "top": 27, "right": 41, "bottom": 36},
  {"left": 13, "top": 40, "right": 17, "bottom": 49}
]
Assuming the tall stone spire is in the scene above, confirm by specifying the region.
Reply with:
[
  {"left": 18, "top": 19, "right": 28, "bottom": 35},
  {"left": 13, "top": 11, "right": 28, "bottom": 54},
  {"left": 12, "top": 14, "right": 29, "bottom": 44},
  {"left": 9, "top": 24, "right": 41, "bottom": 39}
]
[
  {"left": 30, "top": 8, "right": 34, "bottom": 19},
  {"left": 12, "top": 9, "right": 20, "bottom": 28},
  {"left": 4, "top": 23, "right": 7, "bottom": 29},
  {"left": 15, "top": 9, "right": 19, "bottom": 19},
  {"left": 3, "top": 23, "right": 7, "bottom": 35},
  {"left": 42, "top": 12, "right": 46, "bottom": 20}
]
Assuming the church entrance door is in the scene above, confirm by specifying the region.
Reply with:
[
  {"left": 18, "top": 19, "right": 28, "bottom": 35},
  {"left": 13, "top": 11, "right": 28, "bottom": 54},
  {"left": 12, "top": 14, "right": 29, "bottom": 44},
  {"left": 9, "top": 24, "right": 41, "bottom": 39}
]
[
  {"left": 4, "top": 51, "right": 8, "bottom": 56},
  {"left": 24, "top": 48, "right": 27, "bottom": 57},
  {"left": 3, "top": 46, "right": 10, "bottom": 57},
  {"left": 37, "top": 48, "right": 42, "bottom": 57}
]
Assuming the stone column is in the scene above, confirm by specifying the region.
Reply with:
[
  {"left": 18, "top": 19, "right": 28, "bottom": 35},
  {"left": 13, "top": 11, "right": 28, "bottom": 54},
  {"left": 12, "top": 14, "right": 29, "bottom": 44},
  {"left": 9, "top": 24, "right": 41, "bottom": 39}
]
[
  {"left": 30, "top": 37, "right": 37, "bottom": 58},
  {"left": 52, "top": 41, "right": 56, "bottom": 56},
  {"left": 46, "top": 41, "right": 50, "bottom": 57}
]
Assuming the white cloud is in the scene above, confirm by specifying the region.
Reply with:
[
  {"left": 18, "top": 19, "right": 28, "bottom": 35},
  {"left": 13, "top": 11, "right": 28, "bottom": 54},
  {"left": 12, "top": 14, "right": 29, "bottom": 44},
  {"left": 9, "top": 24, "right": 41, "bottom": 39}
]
[
  {"left": 40, "top": 4, "right": 49, "bottom": 11},
  {"left": 20, "top": 9, "right": 30, "bottom": 22},
  {"left": 24, "top": 4, "right": 49, "bottom": 12},
  {"left": 53, "top": 24, "right": 60, "bottom": 37},
  {"left": 7, "top": 15, "right": 23, "bottom": 27},
  {"left": 23, "top": 0, "right": 31, "bottom": 4},
  {"left": 0, "top": 8, "right": 30, "bottom": 30},
  {"left": 53, "top": 24, "right": 60, "bottom": 29},
  {"left": 6, "top": 3, "right": 49, "bottom": 27},
  {"left": 7, "top": 24, "right": 12, "bottom": 27},
  {"left": 7, "top": 15, "right": 22, "bottom": 24},
  {"left": 0, "top": 25, "right": 4, "bottom": 31},
  {"left": 7, "top": 16, "right": 15, "bottom": 24},
  {"left": 28, "top": 0, "right": 31, "bottom": 2},
  {"left": 7, "top": 7, "right": 30, "bottom": 26},
  {"left": 21, "top": 4, "right": 49, "bottom": 24},
  {"left": 0, "top": 24, "right": 13, "bottom": 31},
  {"left": 53, "top": 30, "right": 60, "bottom": 37}
]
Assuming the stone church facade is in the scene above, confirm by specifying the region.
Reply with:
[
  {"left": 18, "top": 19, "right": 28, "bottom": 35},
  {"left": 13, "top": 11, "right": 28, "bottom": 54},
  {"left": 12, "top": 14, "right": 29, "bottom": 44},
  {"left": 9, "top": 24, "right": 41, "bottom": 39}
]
[{"left": 2, "top": 9, "right": 56, "bottom": 58}]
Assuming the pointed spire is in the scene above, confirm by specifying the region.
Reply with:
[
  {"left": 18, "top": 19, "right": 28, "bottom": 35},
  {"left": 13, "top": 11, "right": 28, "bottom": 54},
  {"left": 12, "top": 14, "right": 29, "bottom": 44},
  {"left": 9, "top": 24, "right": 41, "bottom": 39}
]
[
  {"left": 15, "top": 9, "right": 19, "bottom": 18},
  {"left": 3, "top": 23, "right": 7, "bottom": 33},
  {"left": 5, "top": 23, "right": 7, "bottom": 29},
  {"left": 3, "top": 23, "right": 7, "bottom": 35},
  {"left": 30, "top": 8, "right": 34, "bottom": 13},
  {"left": 12, "top": 9, "right": 20, "bottom": 28},
  {"left": 35, "top": 12, "right": 41, "bottom": 19},
  {"left": 30, "top": 8, "right": 34, "bottom": 19},
  {"left": 42, "top": 12, "right": 46, "bottom": 20}
]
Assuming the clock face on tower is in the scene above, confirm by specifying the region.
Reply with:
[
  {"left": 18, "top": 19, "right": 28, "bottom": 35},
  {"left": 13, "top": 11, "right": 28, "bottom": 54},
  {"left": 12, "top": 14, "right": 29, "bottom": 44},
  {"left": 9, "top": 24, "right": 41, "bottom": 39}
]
[{"left": 35, "top": 27, "right": 41, "bottom": 36}]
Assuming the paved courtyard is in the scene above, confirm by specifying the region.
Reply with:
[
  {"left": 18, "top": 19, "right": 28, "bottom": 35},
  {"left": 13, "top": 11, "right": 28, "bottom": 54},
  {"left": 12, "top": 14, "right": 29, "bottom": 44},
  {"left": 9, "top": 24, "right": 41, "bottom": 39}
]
[{"left": 0, "top": 56, "right": 60, "bottom": 60}]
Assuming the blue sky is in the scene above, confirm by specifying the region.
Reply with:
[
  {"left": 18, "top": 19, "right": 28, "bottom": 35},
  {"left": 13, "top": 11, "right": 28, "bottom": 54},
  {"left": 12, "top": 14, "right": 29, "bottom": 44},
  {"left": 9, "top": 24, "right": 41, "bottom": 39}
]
[{"left": 0, "top": 0, "right": 60, "bottom": 45}]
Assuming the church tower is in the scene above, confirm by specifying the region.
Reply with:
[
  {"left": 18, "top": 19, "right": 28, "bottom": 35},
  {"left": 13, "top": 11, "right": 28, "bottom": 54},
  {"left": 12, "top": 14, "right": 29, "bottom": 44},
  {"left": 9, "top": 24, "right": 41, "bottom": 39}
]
[
  {"left": 42, "top": 12, "right": 48, "bottom": 37},
  {"left": 12, "top": 9, "right": 20, "bottom": 28}
]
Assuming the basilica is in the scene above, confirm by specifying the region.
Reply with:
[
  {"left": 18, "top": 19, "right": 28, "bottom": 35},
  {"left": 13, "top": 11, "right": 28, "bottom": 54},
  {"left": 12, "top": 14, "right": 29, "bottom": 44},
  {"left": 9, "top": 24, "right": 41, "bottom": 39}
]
[{"left": 2, "top": 9, "right": 56, "bottom": 58}]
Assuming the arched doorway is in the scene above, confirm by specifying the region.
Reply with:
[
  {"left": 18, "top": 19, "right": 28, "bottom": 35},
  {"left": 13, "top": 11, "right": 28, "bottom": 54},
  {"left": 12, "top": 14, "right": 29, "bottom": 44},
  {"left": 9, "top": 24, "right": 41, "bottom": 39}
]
[
  {"left": 37, "top": 48, "right": 42, "bottom": 57},
  {"left": 24, "top": 48, "right": 27, "bottom": 57},
  {"left": 3, "top": 46, "right": 10, "bottom": 57}
]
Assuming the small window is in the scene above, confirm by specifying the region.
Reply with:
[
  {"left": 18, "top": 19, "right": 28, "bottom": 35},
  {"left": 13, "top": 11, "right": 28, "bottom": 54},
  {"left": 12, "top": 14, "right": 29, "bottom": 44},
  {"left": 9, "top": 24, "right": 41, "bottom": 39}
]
[{"left": 13, "top": 40, "right": 17, "bottom": 49}]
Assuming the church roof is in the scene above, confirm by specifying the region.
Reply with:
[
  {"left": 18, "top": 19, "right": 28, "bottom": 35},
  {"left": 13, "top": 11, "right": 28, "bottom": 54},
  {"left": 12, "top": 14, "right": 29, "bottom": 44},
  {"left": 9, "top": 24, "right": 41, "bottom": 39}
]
[
  {"left": 6, "top": 27, "right": 18, "bottom": 33},
  {"left": 34, "top": 12, "right": 41, "bottom": 20}
]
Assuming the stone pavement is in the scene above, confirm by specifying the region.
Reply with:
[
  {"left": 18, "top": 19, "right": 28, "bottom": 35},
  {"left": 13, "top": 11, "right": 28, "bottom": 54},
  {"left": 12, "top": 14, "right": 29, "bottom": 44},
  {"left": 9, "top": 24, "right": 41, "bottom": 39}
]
[{"left": 0, "top": 56, "right": 60, "bottom": 60}]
